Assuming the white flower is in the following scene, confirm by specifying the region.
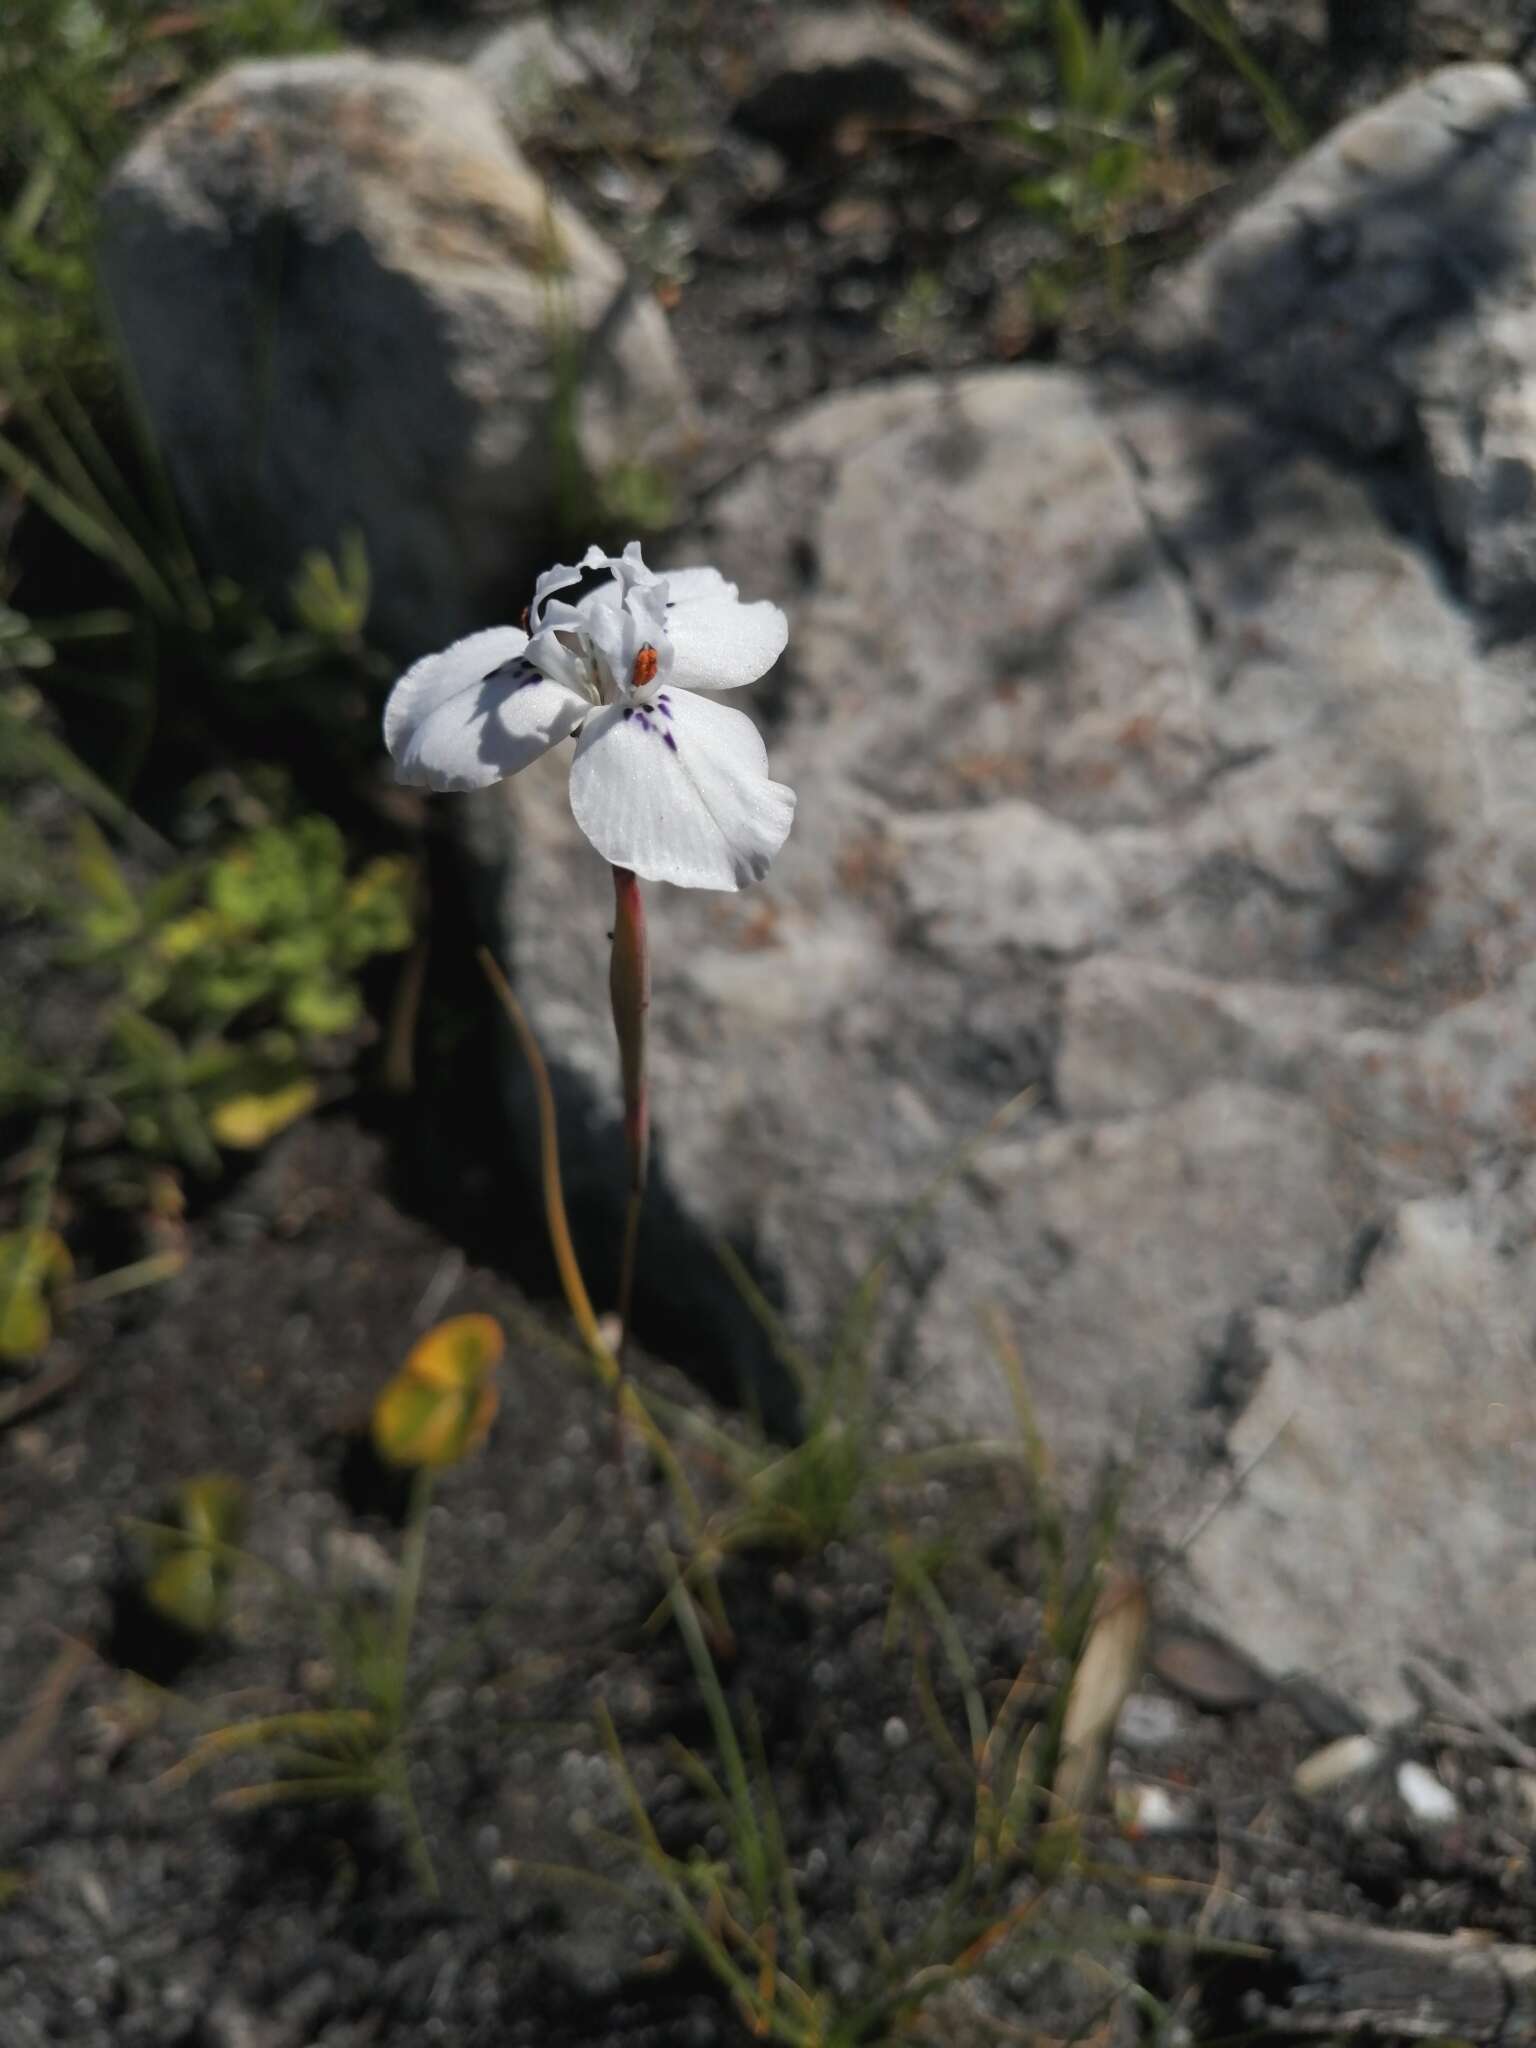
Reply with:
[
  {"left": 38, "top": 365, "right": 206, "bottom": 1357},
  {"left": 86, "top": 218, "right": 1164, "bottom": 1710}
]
[{"left": 383, "top": 542, "right": 795, "bottom": 891}]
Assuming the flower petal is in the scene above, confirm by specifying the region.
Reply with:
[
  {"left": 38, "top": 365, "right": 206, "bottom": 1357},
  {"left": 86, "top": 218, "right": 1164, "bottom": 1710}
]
[
  {"left": 663, "top": 576, "right": 789, "bottom": 692},
  {"left": 529, "top": 557, "right": 589, "bottom": 626},
  {"left": 659, "top": 566, "right": 733, "bottom": 605},
  {"left": 384, "top": 626, "right": 588, "bottom": 792},
  {"left": 568, "top": 686, "right": 796, "bottom": 890}
]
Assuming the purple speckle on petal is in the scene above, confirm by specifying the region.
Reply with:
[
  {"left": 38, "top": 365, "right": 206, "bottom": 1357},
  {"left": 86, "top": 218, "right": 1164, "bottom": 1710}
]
[
  {"left": 622, "top": 707, "right": 634, "bottom": 720},
  {"left": 485, "top": 657, "right": 539, "bottom": 689},
  {"left": 663, "top": 731, "right": 677, "bottom": 752}
]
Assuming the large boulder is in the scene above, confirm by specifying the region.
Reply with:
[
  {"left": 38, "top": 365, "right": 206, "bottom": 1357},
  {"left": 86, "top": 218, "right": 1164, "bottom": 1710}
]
[
  {"left": 1144, "top": 63, "right": 1536, "bottom": 628},
  {"left": 479, "top": 68, "right": 1536, "bottom": 1719},
  {"left": 99, "top": 54, "right": 694, "bottom": 657}
]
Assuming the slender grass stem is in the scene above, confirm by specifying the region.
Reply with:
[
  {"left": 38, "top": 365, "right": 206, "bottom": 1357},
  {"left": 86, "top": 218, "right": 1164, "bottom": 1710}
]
[
  {"left": 391, "top": 1465, "right": 435, "bottom": 1724},
  {"left": 477, "top": 947, "right": 614, "bottom": 1382},
  {"left": 391, "top": 1752, "right": 440, "bottom": 1899},
  {"left": 69, "top": 1248, "right": 183, "bottom": 1306}
]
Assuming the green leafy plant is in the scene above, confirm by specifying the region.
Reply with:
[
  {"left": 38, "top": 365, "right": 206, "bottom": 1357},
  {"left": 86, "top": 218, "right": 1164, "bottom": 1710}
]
[
  {"left": 1006, "top": 0, "right": 1191, "bottom": 268},
  {"left": 99, "top": 814, "right": 414, "bottom": 1042},
  {"left": 0, "top": 721, "right": 414, "bottom": 1172}
]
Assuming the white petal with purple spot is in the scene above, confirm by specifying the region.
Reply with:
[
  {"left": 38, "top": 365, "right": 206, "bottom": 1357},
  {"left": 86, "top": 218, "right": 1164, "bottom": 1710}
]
[
  {"left": 568, "top": 685, "right": 795, "bottom": 889},
  {"left": 381, "top": 540, "right": 796, "bottom": 888},
  {"left": 385, "top": 626, "right": 589, "bottom": 793}
]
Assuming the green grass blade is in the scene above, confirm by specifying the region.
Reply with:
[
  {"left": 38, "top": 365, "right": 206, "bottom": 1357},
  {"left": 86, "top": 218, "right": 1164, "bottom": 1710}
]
[
  {"left": 662, "top": 1558, "right": 771, "bottom": 1924},
  {"left": 0, "top": 423, "right": 178, "bottom": 617},
  {"left": 596, "top": 1703, "right": 808, "bottom": 2047},
  {"left": 1169, "top": 0, "right": 1306, "bottom": 153},
  {"left": 893, "top": 1542, "right": 989, "bottom": 1767},
  {"left": 711, "top": 1233, "right": 819, "bottom": 1407}
]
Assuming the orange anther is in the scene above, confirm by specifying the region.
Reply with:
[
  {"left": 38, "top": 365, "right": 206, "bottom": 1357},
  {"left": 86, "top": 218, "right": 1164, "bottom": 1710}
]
[{"left": 632, "top": 645, "right": 659, "bottom": 689}]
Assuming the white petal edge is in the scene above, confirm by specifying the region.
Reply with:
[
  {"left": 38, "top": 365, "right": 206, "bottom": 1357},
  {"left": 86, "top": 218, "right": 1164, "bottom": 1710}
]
[
  {"left": 660, "top": 566, "right": 735, "bottom": 604},
  {"left": 384, "top": 626, "right": 524, "bottom": 758},
  {"left": 664, "top": 586, "right": 788, "bottom": 692},
  {"left": 384, "top": 626, "right": 587, "bottom": 792},
  {"left": 568, "top": 686, "right": 796, "bottom": 890}
]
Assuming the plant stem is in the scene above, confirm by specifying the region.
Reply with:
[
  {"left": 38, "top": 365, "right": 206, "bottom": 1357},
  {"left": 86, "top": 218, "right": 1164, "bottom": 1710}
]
[
  {"left": 70, "top": 1247, "right": 184, "bottom": 1307},
  {"left": 608, "top": 865, "right": 650, "bottom": 1355},
  {"left": 477, "top": 947, "right": 615, "bottom": 1383},
  {"left": 476, "top": 945, "right": 727, "bottom": 1638},
  {"left": 391, "top": 1465, "right": 435, "bottom": 1724},
  {"left": 383, "top": 1466, "right": 439, "bottom": 1896}
]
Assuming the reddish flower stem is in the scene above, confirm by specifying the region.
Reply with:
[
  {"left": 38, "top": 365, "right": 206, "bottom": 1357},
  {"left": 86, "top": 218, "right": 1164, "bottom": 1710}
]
[{"left": 609, "top": 865, "right": 650, "bottom": 1349}]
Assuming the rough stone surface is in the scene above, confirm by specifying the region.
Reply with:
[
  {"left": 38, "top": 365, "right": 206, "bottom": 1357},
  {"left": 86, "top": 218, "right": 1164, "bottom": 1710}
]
[
  {"left": 99, "top": 54, "right": 694, "bottom": 657},
  {"left": 1143, "top": 62, "right": 1536, "bottom": 628},
  {"left": 1185, "top": 1172, "right": 1536, "bottom": 1721},
  {"left": 479, "top": 68, "right": 1536, "bottom": 1712},
  {"left": 471, "top": 9, "right": 649, "bottom": 136},
  {"left": 471, "top": 16, "right": 594, "bottom": 133}
]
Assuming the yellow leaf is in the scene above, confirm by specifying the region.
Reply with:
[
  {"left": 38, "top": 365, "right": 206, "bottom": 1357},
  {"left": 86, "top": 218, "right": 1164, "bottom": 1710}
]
[
  {"left": 402, "top": 1313, "right": 504, "bottom": 1391},
  {"left": 371, "top": 1315, "right": 504, "bottom": 1468},
  {"left": 209, "top": 1080, "right": 319, "bottom": 1149},
  {"left": 146, "top": 1548, "right": 221, "bottom": 1635},
  {"left": 0, "top": 1286, "right": 48, "bottom": 1361},
  {"left": 373, "top": 1376, "right": 458, "bottom": 1466},
  {"left": 154, "top": 909, "right": 218, "bottom": 962},
  {"left": 0, "top": 1229, "right": 73, "bottom": 1362},
  {"left": 178, "top": 1474, "right": 247, "bottom": 1549},
  {"left": 372, "top": 1364, "right": 498, "bottom": 1469}
]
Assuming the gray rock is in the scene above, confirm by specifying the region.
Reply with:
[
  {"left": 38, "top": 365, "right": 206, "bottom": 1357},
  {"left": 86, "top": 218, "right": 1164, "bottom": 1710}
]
[
  {"left": 98, "top": 54, "right": 694, "bottom": 657},
  {"left": 1181, "top": 1172, "right": 1536, "bottom": 1722},
  {"left": 1142, "top": 64, "right": 1528, "bottom": 452},
  {"left": 471, "top": 9, "right": 651, "bottom": 137},
  {"left": 480, "top": 347, "right": 1536, "bottom": 1706},
  {"left": 892, "top": 802, "right": 1122, "bottom": 958},
  {"left": 1143, "top": 63, "right": 1536, "bottom": 626},
  {"left": 453, "top": 72, "right": 1536, "bottom": 1714},
  {"left": 926, "top": 1082, "right": 1363, "bottom": 1466},
  {"left": 737, "top": 5, "right": 991, "bottom": 144},
  {"left": 1057, "top": 956, "right": 1366, "bottom": 1121},
  {"left": 471, "top": 16, "right": 594, "bottom": 135}
]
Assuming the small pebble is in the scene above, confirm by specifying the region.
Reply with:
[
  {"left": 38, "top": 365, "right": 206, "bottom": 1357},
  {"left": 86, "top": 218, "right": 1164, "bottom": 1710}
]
[
  {"left": 1114, "top": 1782, "right": 1186, "bottom": 1836},
  {"left": 1396, "top": 1760, "right": 1458, "bottom": 1826},
  {"left": 1293, "top": 1733, "right": 1382, "bottom": 1799}
]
